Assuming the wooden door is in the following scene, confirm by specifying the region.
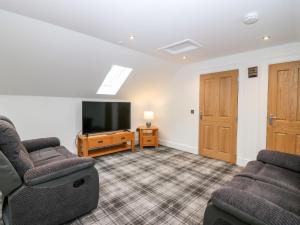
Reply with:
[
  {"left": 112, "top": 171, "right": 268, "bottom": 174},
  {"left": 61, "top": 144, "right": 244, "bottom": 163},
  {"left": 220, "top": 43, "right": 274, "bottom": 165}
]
[
  {"left": 267, "top": 61, "right": 300, "bottom": 155},
  {"left": 199, "top": 70, "right": 238, "bottom": 163}
]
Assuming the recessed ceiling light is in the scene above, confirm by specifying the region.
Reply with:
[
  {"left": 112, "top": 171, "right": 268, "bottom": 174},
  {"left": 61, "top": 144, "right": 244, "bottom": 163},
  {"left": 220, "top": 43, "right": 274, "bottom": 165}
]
[
  {"left": 129, "top": 35, "right": 135, "bottom": 40},
  {"left": 263, "top": 36, "right": 270, "bottom": 41},
  {"left": 182, "top": 56, "right": 187, "bottom": 60}
]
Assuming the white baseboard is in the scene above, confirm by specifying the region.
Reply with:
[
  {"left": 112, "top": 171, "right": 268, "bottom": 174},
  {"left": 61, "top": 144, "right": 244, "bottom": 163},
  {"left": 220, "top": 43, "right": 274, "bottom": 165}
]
[
  {"left": 159, "top": 139, "right": 198, "bottom": 155},
  {"left": 141, "top": 138, "right": 252, "bottom": 167},
  {"left": 236, "top": 157, "right": 252, "bottom": 167}
]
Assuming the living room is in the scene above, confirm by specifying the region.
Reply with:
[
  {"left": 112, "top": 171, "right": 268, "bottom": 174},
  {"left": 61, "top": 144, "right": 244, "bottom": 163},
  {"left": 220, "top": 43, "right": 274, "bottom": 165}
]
[{"left": 0, "top": 1, "right": 299, "bottom": 225}]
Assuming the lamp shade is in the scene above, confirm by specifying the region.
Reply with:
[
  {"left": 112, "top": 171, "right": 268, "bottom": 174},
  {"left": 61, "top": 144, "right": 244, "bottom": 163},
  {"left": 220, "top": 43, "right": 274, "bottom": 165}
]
[{"left": 144, "top": 111, "right": 154, "bottom": 120}]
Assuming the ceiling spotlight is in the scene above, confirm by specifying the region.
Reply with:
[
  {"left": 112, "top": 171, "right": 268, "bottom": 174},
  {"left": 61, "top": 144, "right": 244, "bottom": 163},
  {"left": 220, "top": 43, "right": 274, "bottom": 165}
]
[
  {"left": 263, "top": 36, "right": 270, "bottom": 41},
  {"left": 182, "top": 56, "right": 187, "bottom": 60},
  {"left": 243, "top": 12, "right": 259, "bottom": 25},
  {"left": 129, "top": 35, "right": 135, "bottom": 40}
]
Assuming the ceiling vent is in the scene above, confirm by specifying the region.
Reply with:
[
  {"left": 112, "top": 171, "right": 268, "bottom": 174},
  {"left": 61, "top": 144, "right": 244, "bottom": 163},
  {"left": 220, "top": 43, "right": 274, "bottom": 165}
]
[{"left": 159, "top": 39, "right": 202, "bottom": 55}]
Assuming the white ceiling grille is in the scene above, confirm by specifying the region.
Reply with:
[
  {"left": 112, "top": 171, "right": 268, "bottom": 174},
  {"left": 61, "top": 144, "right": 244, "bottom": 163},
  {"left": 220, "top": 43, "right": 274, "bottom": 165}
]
[{"left": 159, "top": 39, "right": 202, "bottom": 55}]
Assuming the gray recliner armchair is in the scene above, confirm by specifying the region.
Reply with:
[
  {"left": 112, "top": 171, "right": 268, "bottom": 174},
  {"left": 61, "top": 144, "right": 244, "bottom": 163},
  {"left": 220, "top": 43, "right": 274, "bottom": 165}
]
[{"left": 0, "top": 116, "right": 99, "bottom": 225}]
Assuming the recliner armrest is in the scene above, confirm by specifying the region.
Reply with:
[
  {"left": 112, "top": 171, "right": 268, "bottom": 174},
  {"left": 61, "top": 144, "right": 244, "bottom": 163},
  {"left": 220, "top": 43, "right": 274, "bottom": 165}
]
[
  {"left": 23, "top": 157, "right": 95, "bottom": 186},
  {"left": 22, "top": 137, "right": 60, "bottom": 152},
  {"left": 257, "top": 150, "right": 300, "bottom": 172}
]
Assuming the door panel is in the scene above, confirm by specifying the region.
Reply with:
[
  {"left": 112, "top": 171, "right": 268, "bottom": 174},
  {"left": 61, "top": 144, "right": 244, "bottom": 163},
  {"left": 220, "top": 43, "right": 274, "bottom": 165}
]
[
  {"left": 273, "top": 133, "right": 294, "bottom": 153},
  {"left": 219, "top": 77, "right": 232, "bottom": 117},
  {"left": 200, "top": 70, "right": 238, "bottom": 163},
  {"left": 218, "top": 127, "right": 231, "bottom": 153},
  {"left": 203, "top": 125, "right": 215, "bottom": 150},
  {"left": 204, "top": 79, "right": 218, "bottom": 116},
  {"left": 267, "top": 60, "right": 300, "bottom": 155}
]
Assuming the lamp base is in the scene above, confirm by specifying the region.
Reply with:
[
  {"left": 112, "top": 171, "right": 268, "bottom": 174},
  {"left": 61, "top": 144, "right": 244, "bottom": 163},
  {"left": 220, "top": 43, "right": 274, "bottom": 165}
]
[{"left": 146, "top": 122, "right": 151, "bottom": 128}]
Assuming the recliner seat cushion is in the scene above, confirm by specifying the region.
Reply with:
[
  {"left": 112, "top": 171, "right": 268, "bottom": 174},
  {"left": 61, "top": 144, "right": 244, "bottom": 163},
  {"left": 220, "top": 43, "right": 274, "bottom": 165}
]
[
  {"left": 29, "top": 146, "right": 75, "bottom": 167},
  {"left": 0, "top": 120, "right": 33, "bottom": 177}
]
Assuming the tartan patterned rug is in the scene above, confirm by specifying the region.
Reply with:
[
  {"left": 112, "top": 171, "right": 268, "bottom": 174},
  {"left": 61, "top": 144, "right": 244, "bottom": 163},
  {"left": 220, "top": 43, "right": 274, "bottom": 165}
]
[{"left": 69, "top": 146, "right": 241, "bottom": 225}]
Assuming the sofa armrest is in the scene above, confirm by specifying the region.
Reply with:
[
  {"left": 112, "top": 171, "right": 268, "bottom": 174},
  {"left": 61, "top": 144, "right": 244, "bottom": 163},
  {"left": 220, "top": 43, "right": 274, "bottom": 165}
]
[
  {"left": 22, "top": 137, "right": 60, "bottom": 152},
  {"left": 23, "top": 157, "right": 95, "bottom": 186},
  {"left": 212, "top": 187, "right": 300, "bottom": 225},
  {"left": 257, "top": 150, "right": 300, "bottom": 172}
]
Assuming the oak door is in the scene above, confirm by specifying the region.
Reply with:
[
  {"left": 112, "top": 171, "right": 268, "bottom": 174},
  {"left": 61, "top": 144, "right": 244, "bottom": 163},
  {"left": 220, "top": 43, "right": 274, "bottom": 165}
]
[
  {"left": 199, "top": 70, "right": 238, "bottom": 163},
  {"left": 267, "top": 61, "right": 300, "bottom": 155}
]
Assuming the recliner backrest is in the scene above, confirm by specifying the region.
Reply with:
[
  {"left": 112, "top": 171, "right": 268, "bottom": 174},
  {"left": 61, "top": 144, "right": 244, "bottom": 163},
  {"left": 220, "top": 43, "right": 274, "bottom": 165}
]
[{"left": 0, "top": 116, "right": 34, "bottom": 177}]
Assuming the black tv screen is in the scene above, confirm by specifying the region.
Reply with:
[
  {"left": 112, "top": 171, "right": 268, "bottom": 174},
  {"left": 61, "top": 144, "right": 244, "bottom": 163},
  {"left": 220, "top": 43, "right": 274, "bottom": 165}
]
[{"left": 82, "top": 101, "right": 131, "bottom": 134}]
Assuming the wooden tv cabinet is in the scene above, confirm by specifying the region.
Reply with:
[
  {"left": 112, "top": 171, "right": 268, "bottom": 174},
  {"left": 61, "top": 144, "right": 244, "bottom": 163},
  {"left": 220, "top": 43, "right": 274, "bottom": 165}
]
[{"left": 77, "top": 131, "right": 135, "bottom": 157}]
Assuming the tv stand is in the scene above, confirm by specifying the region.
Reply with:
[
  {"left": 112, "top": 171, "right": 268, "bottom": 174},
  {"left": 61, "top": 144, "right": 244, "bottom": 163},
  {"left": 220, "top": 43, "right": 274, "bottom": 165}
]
[{"left": 77, "top": 131, "right": 135, "bottom": 157}]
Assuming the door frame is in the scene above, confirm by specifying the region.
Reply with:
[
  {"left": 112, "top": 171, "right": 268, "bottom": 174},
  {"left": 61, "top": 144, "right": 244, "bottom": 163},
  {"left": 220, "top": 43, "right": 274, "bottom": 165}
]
[{"left": 198, "top": 70, "right": 239, "bottom": 163}]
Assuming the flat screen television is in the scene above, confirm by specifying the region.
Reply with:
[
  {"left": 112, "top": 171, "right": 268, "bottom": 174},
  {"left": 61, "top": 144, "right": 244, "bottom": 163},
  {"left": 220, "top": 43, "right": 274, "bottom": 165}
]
[{"left": 82, "top": 101, "right": 131, "bottom": 134}]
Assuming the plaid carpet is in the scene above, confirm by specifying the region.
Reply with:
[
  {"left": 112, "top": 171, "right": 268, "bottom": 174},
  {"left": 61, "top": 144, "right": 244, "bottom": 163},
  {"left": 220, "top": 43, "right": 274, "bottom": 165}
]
[{"left": 69, "top": 146, "right": 241, "bottom": 225}]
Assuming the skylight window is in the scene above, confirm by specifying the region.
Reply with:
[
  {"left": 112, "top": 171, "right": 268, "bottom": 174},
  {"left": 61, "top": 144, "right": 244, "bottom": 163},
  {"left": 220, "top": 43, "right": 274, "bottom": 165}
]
[{"left": 97, "top": 65, "right": 132, "bottom": 95}]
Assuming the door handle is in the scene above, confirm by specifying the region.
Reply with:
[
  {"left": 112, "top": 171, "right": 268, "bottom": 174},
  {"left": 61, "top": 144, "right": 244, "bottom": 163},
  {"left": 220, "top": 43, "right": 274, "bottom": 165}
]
[
  {"left": 200, "top": 112, "right": 203, "bottom": 120},
  {"left": 269, "top": 114, "right": 278, "bottom": 126}
]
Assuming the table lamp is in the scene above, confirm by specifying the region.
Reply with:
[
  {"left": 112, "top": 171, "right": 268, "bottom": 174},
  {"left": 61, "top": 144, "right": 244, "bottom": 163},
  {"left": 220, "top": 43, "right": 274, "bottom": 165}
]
[{"left": 144, "top": 111, "right": 154, "bottom": 128}]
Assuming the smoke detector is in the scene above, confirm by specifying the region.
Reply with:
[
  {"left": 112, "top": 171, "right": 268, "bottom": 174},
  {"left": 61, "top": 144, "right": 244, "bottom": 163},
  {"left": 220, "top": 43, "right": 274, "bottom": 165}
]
[{"left": 243, "top": 12, "right": 259, "bottom": 25}]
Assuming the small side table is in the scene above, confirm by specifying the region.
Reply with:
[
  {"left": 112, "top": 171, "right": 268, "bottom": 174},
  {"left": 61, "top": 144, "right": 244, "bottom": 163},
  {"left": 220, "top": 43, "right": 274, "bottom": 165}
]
[{"left": 137, "top": 126, "right": 159, "bottom": 149}]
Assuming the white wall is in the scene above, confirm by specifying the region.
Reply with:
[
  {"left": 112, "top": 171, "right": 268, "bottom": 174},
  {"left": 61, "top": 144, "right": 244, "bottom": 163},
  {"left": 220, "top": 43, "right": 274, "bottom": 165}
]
[
  {"left": 1, "top": 43, "right": 300, "bottom": 165},
  {"left": 148, "top": 42, "right": 300, "bottom": 166},
  {"left": 0, "top": 95, "right": 143, "bottom": 154}
]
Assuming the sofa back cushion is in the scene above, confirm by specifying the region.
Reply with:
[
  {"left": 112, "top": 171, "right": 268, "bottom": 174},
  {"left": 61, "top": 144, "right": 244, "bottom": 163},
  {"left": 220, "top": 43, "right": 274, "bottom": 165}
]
[
  {"left": 258, "top": 150, "right": 300, "bottom": 173},
  {"left": 0, "top": 120, "right": 34, "bottom": 177}
]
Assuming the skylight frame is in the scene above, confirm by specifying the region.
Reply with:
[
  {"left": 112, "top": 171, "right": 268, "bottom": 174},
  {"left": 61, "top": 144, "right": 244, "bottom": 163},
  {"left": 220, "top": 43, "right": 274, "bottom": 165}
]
[{"left": 97, "top": 65, "right": 132, "bottom": 95}]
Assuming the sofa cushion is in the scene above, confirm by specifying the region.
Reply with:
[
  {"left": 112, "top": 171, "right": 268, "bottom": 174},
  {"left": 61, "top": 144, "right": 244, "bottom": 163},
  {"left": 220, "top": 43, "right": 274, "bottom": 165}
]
[
  {"left": 257, "top": 150, "right": 300, "bottom": 172},
  {"left": 0, "top": 120, "right": 34, "bottom": 177},
  {"left": 29, "top": 146, "right": 75, "bottom": 167},
  {"left": 238, "top": 161, "right": 300, "bottom": 193},
  {"left": 212, "top": 176, "right": 300, "bottom": 225}
]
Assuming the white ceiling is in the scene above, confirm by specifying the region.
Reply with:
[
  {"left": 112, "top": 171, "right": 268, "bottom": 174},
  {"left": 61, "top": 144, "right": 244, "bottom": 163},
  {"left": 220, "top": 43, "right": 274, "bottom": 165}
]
[{"left": 0, "top": 0, "right": 299, "bottom": 64}]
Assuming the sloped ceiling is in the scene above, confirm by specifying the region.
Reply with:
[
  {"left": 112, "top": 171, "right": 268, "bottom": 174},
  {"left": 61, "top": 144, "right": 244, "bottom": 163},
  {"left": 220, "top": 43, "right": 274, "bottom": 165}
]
[
  {"left": 0, "top": 0, "right": 298, "bottom": 63},
  {"left": 0, "top": 10, "right": 180, "bottom": 99},
  {"left": 0, "top": 1, "right": 299, "bottom": 99}
]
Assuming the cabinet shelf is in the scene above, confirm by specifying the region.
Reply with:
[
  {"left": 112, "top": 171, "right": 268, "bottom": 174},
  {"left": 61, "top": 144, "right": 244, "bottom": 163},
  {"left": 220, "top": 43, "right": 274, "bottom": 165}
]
[{"left": 77, "top": 131, "right": 135, "bottom": 157}]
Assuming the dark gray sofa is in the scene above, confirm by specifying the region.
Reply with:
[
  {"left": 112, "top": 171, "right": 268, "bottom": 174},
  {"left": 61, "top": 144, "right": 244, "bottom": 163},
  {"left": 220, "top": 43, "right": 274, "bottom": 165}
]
[
  {"left": 0, "top": 116, "right": 99, "bottom": 225},
  {"left": 204, "top": 150, "right": 300, "bottom": 225}
]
